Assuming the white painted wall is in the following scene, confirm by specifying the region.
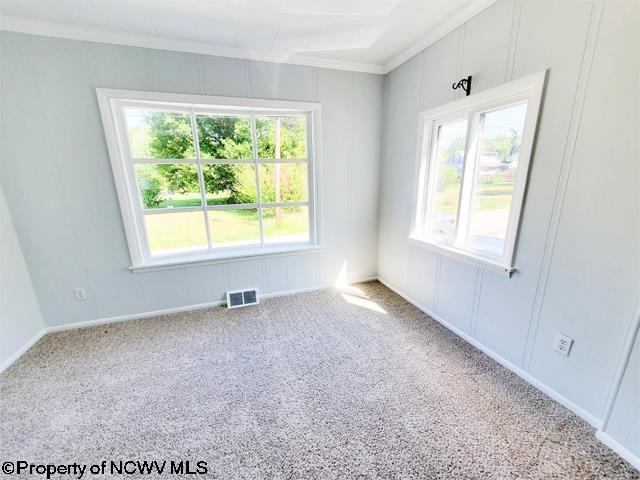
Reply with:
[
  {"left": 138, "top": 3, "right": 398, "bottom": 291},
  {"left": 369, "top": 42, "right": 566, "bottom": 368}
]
[
  {"left": 0, "top": 183, "right": 44, "bottom": 370},
  {"left": 0, "top": 31, "right": 383, "bottom": 328},
  {"left": 378, "top": 0, "right": 639, "bottom": 435}
]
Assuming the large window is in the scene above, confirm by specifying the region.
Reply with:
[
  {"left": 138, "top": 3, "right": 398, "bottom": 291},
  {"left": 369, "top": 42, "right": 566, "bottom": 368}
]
[
  {"left": 411, "top": 71, "right": 546, "bottom": 275},
  {"left": 97, "top": 90, "right": 319, "bottom": 268}
]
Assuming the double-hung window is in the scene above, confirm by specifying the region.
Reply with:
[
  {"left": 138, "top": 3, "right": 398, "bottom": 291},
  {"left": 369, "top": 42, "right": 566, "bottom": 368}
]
[
  {"left": 411, "top": 71, "right": 546, "bottom": 275},
  {"left": 97, "top": 90, "right": 320, "bottom": 269}
]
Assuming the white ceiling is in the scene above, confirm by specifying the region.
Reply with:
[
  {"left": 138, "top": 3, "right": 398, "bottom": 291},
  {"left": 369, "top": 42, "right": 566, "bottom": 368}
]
[{"left": 0, "top": 0, "right": 497, "bottom": 73}]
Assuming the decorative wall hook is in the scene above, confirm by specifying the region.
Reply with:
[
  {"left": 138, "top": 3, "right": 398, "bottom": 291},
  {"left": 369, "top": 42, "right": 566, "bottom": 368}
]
[{"left": 452, "top": 75, "right": 472, "bottom": 96}]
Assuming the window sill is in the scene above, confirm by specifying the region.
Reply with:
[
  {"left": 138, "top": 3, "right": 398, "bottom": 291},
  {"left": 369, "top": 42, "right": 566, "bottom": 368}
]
[
  {"left": 407, "top": 236, "right": 515, "bottom": 277},
  {"left": 130, "top": 244, "right": 325, "bottom": 273}
]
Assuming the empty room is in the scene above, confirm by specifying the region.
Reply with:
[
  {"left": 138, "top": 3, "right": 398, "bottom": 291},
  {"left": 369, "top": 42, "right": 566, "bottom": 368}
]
[{"left": 0, "top": 0, "right": 638, "bottom": 478}]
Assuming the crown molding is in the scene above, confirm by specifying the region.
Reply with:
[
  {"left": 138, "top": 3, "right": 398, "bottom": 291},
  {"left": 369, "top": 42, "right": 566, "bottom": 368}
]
[
  {"left": 382, "top": 0, "right": 500, "bottom": 73},
  {"left": 0, "top": 16, "right": 386, "bottom": 75},
  {"left": 1, "top": 0, "right": 499, "bottom": 76}
]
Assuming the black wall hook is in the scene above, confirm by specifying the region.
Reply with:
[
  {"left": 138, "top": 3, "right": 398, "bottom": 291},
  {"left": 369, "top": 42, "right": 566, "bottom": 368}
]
[{"left": 452, "top": 75, "right": 472, "bottom": 96}]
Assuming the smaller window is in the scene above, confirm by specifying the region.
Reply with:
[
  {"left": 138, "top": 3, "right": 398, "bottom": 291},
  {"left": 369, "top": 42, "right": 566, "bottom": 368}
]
[{"left": 412, "top": 71, "right": 546, "bottom": 275}]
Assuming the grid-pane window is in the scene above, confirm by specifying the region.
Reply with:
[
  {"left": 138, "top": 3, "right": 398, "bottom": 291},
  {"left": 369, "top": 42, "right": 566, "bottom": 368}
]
[
  {"left": 100, "top": 92, "right": 318, "bottom": 266},
  {"left": 413, "top": 72, "right": 545, "bottom": 274}
]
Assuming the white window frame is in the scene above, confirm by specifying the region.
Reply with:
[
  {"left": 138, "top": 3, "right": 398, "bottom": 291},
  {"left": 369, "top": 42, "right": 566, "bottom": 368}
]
[
  {"left": 96, "top": 88, "right": 322, "bottom": 271},
  {"left": 410, "top": 71, "right": 546, "bottom": 276}
]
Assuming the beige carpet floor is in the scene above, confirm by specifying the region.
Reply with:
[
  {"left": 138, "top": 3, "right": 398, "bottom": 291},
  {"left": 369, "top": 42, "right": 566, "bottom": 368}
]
[{"left": 1, "top": 281, "right": 637, "bottom": 479}]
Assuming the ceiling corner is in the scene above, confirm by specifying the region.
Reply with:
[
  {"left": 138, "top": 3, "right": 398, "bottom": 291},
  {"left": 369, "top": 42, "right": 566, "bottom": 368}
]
[{"left": 382, "top": 0, "right": 501, "bottom": 74}]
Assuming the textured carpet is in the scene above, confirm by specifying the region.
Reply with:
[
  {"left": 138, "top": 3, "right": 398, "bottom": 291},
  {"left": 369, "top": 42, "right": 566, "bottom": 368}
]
[{"left": 1, "top": 281, "right": 637, "bottom": 479}]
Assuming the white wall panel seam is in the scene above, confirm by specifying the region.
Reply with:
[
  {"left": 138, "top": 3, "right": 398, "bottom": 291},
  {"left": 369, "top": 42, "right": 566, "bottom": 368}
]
[
  {"left": 372, "top": 77, "right": 384, "bottom": 258},
  {"left": 145, "top": 47, "right": 154, "bottom": 87},
  {"left": 347, "top": 74, "right": 355, "bottom": 280},
  {"left": 375, "top": 76, "right": 390, "bottom": 261},
  {"left": 504, "top": 0, "right": 523, "bottom": 83},
  {"left": 197, "top": 55, "right": 206, "bottom": 94},
  {"left": 180, "top": 268, "right": 189, "bottom": 302},
  {"left": 262, "top": 258, "right": 269, "bottom": 293},
  {"left": 455, "top": 26, "right": 466, "bottom": 99},
  {"left": 244, "top": 60, "right": 251, "bottom": 98},
  {"left": 418, "top": 51, "right": 427, "bottom": 109},
  {"left": 284, "top": 254, "right": 290, "bottom": 289},
  {"left": 601, "top": 295, "right": 640, "bottom": 429},
  {"left": 470, "top": 269, "right": 484, "bottom": 337},
  {"left": 223, "top": 263, "right": 231, "bottom": 291},
  {"left": 312, "top": 67, "right": 318, "bottom": 101},
  {"left": 433, "top": 254, "right": 442, "bottom": 314}
]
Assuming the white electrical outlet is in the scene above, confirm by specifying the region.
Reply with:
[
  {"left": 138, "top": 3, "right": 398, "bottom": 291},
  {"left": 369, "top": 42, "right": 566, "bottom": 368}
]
[
  {"left": 553, "top": 333, "right": 573, "bottom": 356},
  {"left": 74, "top": 288, "right": 88, "bottom": 301}
]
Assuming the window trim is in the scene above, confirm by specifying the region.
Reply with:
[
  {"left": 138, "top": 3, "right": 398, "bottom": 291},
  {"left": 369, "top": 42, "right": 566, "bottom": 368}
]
[
  {"left": 410, "top": 71, "right": 547, "bottom": 276},
  {"left": 96, "top": 88, "right": 322, "bottom": 269}
]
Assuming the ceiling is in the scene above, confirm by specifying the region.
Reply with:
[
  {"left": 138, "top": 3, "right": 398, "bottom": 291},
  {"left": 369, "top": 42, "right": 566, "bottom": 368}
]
[{"left": 0, "top": 0, "right": 497, "bottom": 73}]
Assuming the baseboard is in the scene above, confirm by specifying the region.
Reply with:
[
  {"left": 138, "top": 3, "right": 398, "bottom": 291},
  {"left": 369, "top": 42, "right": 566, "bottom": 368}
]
[
  {"left": 45, "top": 299, "right": 226, "bottom": 333},
  {"left": 377, "top": 276, "right": 603, "bottom": 429},
  {"left": 262, "top": 277, "right": 378, "bottom": 300},
  {"left": 0, "top": 328, "right": 47, "bottom": 374},
  {"left": 596, "top": 430, "right": 640, "bottom": 470},
  {"left": 45, "top": 277, "right": 378, "bottom": 334}
]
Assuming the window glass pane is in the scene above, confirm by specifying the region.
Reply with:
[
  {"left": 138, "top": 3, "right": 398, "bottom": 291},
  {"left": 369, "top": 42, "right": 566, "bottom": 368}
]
[
  {"left": 466, "top": 102, "right": 528, "bottom": 255},
  {"left": 144, "top": 211, "right": 207, "bottom": 256},
  {"left": 259, "top": 163, "right": 308, "bottom": 203},
  {"left": 135, "top": 164, "right": 201, "bottom": 209},
  {"left": 202, "top": 164, "right": 256, "bottom": 205},
  {"left": 428, "top": 118, "right": 468, "bottom": 238},
  {"left": 124, "top": 108, "right": 194, "bottom": 159},
  {"left": 196, "top": 115, "right": 253, "bottom": 160},
  {"left": 256, "top": 116, "right": 307, "bottom": 159},
  {"left": 209, "top": 209, "right": 260, "bottom": 247},
  {"left": 262, "top": 206, "right": 309, "bottom": 244}
]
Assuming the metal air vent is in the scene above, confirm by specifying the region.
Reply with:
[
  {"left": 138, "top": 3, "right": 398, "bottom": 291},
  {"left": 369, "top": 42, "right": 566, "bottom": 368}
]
[{"left": 226, "top": 288, "right": 259, "bottom": 309}]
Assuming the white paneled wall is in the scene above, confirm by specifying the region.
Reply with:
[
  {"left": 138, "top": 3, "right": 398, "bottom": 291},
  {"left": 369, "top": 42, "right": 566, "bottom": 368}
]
[
  {"left": 0, "top": 32, "right": 383, "bottom": 328},
  {"left": 378, "top": 0, "right": 639, "bottom": 435}
]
